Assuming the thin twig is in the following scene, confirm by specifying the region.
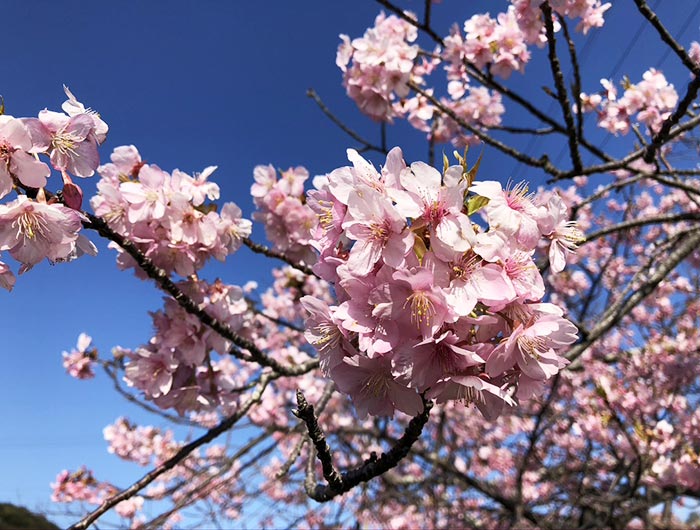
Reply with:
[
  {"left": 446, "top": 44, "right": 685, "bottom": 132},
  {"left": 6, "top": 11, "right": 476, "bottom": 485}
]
[
  {"left": 487, "top": 124, "right": 557, "bottom": 135},
  {"left": 558, "top": 15, "right": 584, "bottom": 140},
  {"left": 243, "top": 236, "right": 318, "bottom": 278},
  {"left": 541, "top": 2, "right": 583, "bottom": 173},
  {"left": 409, "top": 81, "right": 563, "bottom": 176},
  {"left": 69, "top": 373, "right": 279, "bottom": 530},
  {"left": 307, "top": 88, "right": 387, "bottom": 154}
]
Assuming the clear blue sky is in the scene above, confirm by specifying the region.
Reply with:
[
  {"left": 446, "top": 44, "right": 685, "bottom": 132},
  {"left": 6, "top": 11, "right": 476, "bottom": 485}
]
[{"left": 0, "top": 1, "right": 697, "bottom": 527}]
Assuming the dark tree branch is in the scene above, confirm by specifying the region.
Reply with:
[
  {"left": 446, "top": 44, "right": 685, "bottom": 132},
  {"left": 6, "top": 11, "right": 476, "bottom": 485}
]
[
  {"left": 488, "top": 124, "right": 557, "bottom": 135},
  {"left": 296, "top": 390, "right": 433, "bottom": 502},
  {"left": 584, "top": 212, "right": 700, "bottom": 242},
  {"left": 632, "top": 0, "right": 700, "bottom": 76},
  {"left": 294, "top": 390, "right": 345, "bottom": 492},
  {"left": 243, "top": 236, "right": 318, "bottom": 277},
  {"left": 643, "top": 76, "right": 700, "bottom": 163},
  {"left": 541, "top": 2, "right": 583, "bottom": 173},
  {"left": 558, "top": 15, "right": 584, "bottom": 140},
  {"left": 84, "top": 213, "right": 318, "bottom": 376},
  {"left": 306, "top": 88, "right": 387, "bottom": 155},
  {"left": 408, "top": 82, "right": 563, "bottom": 176},
  {"left": 423, "top": 0, "right": 432, "bottom": 29},
  {"left": 550, "top": 114, "right": 700, "bottom": 181},
  {"left": 69, "top": 373, "right": 278, "bottom": 530}
]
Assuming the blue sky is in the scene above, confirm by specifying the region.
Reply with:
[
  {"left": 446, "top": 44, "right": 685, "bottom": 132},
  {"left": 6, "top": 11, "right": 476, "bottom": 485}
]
[{"left": 1, "top": 1, "right": 698, "bottom": 527}]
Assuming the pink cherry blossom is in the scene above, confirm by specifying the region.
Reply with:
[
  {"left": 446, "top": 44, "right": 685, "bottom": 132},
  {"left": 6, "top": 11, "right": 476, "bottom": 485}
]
[
  {"left": 0, "top": 195, "right": 82, "bottom": 272},
  {"left": 62, "top": 333, "right": 97, "bottom": 380},
  {"left": 0, "top": 115, "right": 51, "bottom": 196},
  {"left": 332, "top": 355, "right": 423, "bottom": 418}
]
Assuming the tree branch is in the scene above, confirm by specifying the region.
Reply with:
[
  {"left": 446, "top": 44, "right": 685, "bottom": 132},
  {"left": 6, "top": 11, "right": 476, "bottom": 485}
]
[
  {"left": 306, "top": 88, "right": 387, "bottom": 155},
  {"left": 243, "top": 236, "right": 318, "bottom": 277},
  {"left": 296, "top": 390, "right": 433, "bottom": 502},
  {"left": 566, "top": 227, "right": 700, "bottom": 363},
  {"left": 84, "top": 213, "right": 318, "bottom": 376},
  {"left": 68, "top": 372, "right": 278, "bottom": 530},
  {"left": 541, "top": 2, "right": 583, "bottom": 173},
  {"left": 408, "top": 82, "right": 563, "bottom": 176},
  {"left": 632, "top": 0, "right": 700, "bottom": 76}
]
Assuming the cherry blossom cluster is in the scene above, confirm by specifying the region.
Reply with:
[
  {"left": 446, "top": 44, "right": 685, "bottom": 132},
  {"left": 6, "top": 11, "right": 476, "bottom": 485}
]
[
  {"left": 92, "top": 145, "right": 252, "bottom": 278},
  {"left": 648, "top": 420, "right": 700, "bottom": 492},
  {"left": 430, "top": 87, "right": 505, "bottom": 148},
  {"left": 579, "top": 69, "right": 679, "bottom": 135},
  {"left": 0, "top": 87, "right": 106, "bottom": 288},
  {"left": 511, "top": 0, "right": 611, "bottom": 40},
  {"left": 51, "top": 467, "right": 116, "bottom": 504},
  {"left": 445, "top": 8, "right": 531, "bottom": 81},
  {"left": 62, "top": 333, "right": 97, "bottom": 380},
  {"left": 250, "top": 164, "right": 317, "bottom": 264},
  {"left": 302, "top": 148, "right": 580, "bottom": 419},
  {"left": 102, "top": 417, "right": 244, "bottom": 526},
  {"left": 336, "top": 11, "right": 421, "bottom": 122},
  {"left": 103, "top": 417, "right": 180, "bottom": 466},
  {"left": 337, "top": 3, "right": 611, "bottom": 147},
  {"left": 690, "top": 41, "right": 700, "bottom": 66},
  {"left": 121, "top": 278, "right": 249, "bottom": 415}
]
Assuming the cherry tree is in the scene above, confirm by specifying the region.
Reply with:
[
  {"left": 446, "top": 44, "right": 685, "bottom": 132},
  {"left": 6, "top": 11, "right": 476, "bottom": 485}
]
[{"left": 3, "top": 0, "right": 700, "bottom": 528}]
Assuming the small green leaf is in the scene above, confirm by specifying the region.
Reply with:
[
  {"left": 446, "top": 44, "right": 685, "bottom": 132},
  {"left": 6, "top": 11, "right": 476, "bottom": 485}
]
[
  {"left": 467, "top": 195, "right": 489, "bottom": 216},
  {"left": 466, "top": 151, "right": 484, "bottom": 187},
  {"left": 413, "top": 235, "right": 428, "bottom": 265},
  {"left": 0, "top": 96, "right": 5, "bottom": 116}
]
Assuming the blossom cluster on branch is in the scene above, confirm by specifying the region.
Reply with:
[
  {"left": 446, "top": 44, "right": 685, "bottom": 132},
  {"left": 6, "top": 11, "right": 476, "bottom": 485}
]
[
  {"left": 0, "top": 87, "right": 106, "bottom": 287},
  {"left": 9, "top": 0, "right": 700, "bottom": 527},
  {"left": 337, "top": 1, "right": 611, "bottom": 146},
  {"left": 303, "top": 147, "right": 579, "bottom": 419}
]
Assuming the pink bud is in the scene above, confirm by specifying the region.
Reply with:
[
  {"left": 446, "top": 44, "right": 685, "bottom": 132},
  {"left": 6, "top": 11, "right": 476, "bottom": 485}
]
[{"left": 62, "top": 181, "right": 83, "bottom": 210}]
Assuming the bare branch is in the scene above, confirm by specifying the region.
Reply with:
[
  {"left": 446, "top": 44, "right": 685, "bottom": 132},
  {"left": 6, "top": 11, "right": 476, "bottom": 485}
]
[
  {"left": 632, "top": 0, "right": 700, "bottom": 76},
  {"left": 296, "top": 391, "right": 433, "bottom": 502},
  {"left": 243, "top": 237, "right": 318, "bottom": 278},
  {"left": 68, "top": 372, "right": 278, "bottom": 530},
  {"left": 541, "top": 2, "right": 583, "bottom": 173},
  {"left": 306, "top": 88, "right": 387, "bottom": 154}
]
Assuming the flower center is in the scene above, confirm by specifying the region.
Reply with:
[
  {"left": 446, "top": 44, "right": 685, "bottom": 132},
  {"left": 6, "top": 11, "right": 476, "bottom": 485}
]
[
  {"left": 369, "top": 221, "right": 389, "bottom": 242},
  {"left": 405, "top": 291, "right": 435, "bottom": 326},
  {"left": 16, "top": 208, "right": 47, "bottom": 240},
  {"left": 361, "top": 372, "right": 389, "bottom": 398},
  {"left": 517, "top": 335, "right": 548, "bottom": 360},
  {"left": 317, "top": 200, "right": 335, "bottom": 232},
  {"left": 312, "top": 323, "right": 341, "bottom": 351},
  {"left": 505, "top": 181, "right": 531, "bottom": 212},
  {"left": 0, "top": 141, "right": 12, "bottom": 162},
  {"left": 52, "top": 132, "right": 79, "bottom": 157}
]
